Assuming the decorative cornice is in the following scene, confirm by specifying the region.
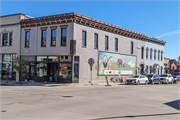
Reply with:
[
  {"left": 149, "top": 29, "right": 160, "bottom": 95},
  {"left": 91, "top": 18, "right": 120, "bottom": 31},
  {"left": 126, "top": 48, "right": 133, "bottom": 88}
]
[
  {"left": 20, "top": 12, "right": 166, "bottom": 45},
  {"left": 40, "top": 27, "right": 47, "bottom": 30},
  {"left": 24, "top": 29, "right": 31, "bottom": 32},
  {"left": 50, "top": 26, "right": 57, "bottom": 29},
  {"left": 60, "top": 25, "right": 68, "bottom": 28}
]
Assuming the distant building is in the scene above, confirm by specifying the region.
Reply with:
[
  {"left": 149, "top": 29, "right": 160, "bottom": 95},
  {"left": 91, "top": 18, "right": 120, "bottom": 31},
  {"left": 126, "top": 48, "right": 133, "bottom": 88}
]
[{"left": 0, "top": 13, "right": 32, "bottom": 81}]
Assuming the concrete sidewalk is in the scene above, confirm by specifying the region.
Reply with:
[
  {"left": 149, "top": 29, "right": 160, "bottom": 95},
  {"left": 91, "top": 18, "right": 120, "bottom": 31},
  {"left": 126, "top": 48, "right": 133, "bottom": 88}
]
[{"left": 0, "top": 80, "right": 123, "bottom": 87}]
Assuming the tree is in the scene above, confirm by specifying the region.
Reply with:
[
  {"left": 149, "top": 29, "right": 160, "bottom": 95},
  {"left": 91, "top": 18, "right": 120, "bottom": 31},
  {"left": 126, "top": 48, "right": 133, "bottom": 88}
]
[{"left": 13, "top": 58, "right": 28, "bottom": 84}]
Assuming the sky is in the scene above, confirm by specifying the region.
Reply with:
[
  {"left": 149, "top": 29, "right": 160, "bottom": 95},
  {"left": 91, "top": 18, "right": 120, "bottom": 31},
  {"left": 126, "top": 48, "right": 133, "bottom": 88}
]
[{"left": 0, "top": 0, "right": 179, "bottom": 60}]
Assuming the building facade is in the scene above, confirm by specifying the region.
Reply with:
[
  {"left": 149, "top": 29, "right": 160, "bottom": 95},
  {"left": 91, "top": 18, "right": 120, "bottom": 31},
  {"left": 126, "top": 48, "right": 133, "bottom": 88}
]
[
  {"left": 144, "top": 37, "right": 165, "bottom": 75},
  {"left": 19, "top": 12, "right": 166, "bottom": 83},
  {"left": 0, "top": 14, "right": 32, "bottom": 81}
]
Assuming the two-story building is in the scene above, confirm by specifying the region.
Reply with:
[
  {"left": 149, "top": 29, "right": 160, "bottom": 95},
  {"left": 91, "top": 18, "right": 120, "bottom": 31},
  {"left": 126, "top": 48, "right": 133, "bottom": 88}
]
[
  {"left": 0, "top": 13, "right": 32, "bottom": 81},
  {"left": 20, "top": 12, "right": 166, "bottom": 84}
]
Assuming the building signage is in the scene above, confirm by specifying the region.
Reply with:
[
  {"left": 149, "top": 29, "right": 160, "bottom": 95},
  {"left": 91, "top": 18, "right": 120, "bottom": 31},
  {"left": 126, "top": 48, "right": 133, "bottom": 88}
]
[
  {"left": 98, "top": 51, "right": 136, "bottom": 75},
  {"left": 4, "top": 55, "right": 11, "bottom": 62}
]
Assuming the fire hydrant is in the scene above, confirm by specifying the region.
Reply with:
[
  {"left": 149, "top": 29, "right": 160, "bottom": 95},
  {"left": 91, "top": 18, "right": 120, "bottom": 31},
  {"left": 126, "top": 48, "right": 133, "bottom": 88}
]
[{"left": 105, "top": 75, "right": 109, "bottom": 85}]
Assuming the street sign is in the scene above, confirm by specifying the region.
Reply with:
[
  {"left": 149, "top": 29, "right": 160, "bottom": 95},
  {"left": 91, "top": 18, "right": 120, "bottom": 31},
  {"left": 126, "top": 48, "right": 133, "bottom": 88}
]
[{"left": 88, "top": 58, "right": 94, "bottom": 71}]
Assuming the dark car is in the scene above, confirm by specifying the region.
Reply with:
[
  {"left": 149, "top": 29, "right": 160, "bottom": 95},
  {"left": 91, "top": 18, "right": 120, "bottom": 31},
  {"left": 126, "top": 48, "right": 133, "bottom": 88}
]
[
  {"left": 173, "top": 75, "right": 180, "bottom": 84},
  {"left": 146, "top": 74, "right": 161, "bottom": 84}
]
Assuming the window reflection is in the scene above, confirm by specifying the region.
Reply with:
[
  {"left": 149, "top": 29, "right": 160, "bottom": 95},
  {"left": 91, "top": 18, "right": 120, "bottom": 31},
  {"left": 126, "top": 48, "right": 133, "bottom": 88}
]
[
  {"left": 36, "top": 63, "right": 47, "bottom": 77},
  {"left": 59, "top": 63, "right": 71, "bottom": 79}
]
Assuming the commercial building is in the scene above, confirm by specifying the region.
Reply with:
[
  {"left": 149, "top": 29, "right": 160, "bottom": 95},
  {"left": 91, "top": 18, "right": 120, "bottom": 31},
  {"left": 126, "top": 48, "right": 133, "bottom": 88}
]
[
  {"left": 19, "top": 12, "right": 166, "bottom": 83},
  {"left": 0, "top": 14, "right": 32, "bottom": 81}
]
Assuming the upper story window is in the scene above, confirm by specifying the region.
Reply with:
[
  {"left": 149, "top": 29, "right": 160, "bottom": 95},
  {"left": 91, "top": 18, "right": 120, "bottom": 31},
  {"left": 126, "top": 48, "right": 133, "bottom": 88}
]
[
  {"left": 94, "top": 33, "right": 98, "bottom": 49},
  {"left": 158, "top": 50, "right": 160, "bottom": 60},
  {"left": 82, "top": 30, "right": 86, "bottom": 47},
  {"left": 150, "top": 48, "right": 152, "bottom": 59},
  {"left": 131, "top": 41, "right": 133, "bottom": 54},
  {"left": 25, "top": 31, "right": 30, "bottom": 47},
  {"left": 51, "top": 29, "right": 56, "bottom": 46},
  {"left": 154, "top": 49, "right": 156, "bottom": 60},
  {"left": 161, "top": 51, "right": 163, "bottom": 61},
  {"left": 146, "top": 47, "right": 149, "bottom": 59},
  {"left": 105, "top": 36, "right": 108, "bottom": 50},
  {"left": 115, "top": 38, "right": 118, "bottom": 51},
  {"left": 61, "top": 28, "right": 67, "bottom": 46},
  {"left": 9, "top": 33, "right": 12, "bottom": 46},
  {"left": 0, "top": 34, "right": 1, "bottom": 46},
  {"left": 141, "top": 47, "right": 144, "bottom": 59},
  {"left": 2, "top": 33, "right": 8, "bottom": 46},
  {"left": 41, "top": 30, "right": 46, "bottom": 47}
]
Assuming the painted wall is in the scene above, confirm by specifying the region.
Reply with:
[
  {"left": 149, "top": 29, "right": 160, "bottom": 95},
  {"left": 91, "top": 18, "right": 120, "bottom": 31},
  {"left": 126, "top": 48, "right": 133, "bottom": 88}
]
[{"left": 74, "top": 23, "right": 145, "bottom": 84}]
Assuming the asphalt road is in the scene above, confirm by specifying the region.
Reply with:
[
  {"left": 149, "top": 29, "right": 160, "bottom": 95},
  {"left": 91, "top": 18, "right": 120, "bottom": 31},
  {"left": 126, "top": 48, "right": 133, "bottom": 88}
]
[{"left": 0, "top": 84, "right": 180, "bottom": 120}]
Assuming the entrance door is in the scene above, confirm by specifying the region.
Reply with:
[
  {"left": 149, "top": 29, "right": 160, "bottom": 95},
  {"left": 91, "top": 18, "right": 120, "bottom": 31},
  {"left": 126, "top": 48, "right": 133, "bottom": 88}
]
[
  {"left": 29, "top": 65, "right": 34, "bottom": 80},
  {"left": 48, "top": 63, "right": 58, "bottom": 82}
]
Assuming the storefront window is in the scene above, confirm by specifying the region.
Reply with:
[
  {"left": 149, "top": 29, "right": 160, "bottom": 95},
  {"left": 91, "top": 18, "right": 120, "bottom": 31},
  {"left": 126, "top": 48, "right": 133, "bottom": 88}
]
[
  {"left": 74, "top": 64, "right": 79, "bottom": 79},
  {"left": 48, "top": 56, "right": 58, "bottom": 62},
  {"left": 60, "top": 56, "right": 71, "bottom": 62},
  {"left": 13, "top": 54, "right": 17, "bottom": 80},
  {"left": 36, "top": 63, "right": 47, "bottom": 77},
  {"left": 37, "top": 56, "right": 47, "bottom": 61},
  {"left": 59, "top": 63, "right": 71, "bottom": 79},
  {"left": 2, "top": 54, "right": 12, "bottom": 79}
]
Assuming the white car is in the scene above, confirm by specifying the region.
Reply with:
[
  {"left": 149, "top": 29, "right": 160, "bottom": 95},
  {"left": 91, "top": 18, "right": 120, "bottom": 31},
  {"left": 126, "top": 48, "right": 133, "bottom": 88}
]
[
  {"left": 159, "top": 74, "right": 174, "bottom": 84},
  {"left": 126, "top": 75, "right": 148, "bottom": 85}
]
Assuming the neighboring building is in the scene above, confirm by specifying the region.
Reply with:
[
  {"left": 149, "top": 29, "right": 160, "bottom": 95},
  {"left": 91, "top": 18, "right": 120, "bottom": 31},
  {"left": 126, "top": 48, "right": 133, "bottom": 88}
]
[
  {"left": 144, "top": 37, "right": 166, "bottom": 75},
  {"left": 0, "top": 13, "right": 32, "bottom": 81},
  {"left": 20, "top": 12, "right": 166, "bottom": 84},
  {"left": 169, "top": 59, "right": 178, "bottom": 75},
  {"left": 164, "top": 57, "right": 170, "bottom": 74}
]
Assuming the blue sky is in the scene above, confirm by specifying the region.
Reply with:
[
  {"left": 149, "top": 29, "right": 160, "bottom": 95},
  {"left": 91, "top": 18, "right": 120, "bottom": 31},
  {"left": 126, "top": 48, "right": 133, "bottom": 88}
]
[{"left": 1, "top": 0, "right": 179, "bottom": 60}]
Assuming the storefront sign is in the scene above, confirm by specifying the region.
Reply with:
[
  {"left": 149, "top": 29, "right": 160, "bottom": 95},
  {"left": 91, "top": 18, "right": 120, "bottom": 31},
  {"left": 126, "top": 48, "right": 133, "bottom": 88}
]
[{"left": 4, "top": 55, "right": 11, "bottom": 62}]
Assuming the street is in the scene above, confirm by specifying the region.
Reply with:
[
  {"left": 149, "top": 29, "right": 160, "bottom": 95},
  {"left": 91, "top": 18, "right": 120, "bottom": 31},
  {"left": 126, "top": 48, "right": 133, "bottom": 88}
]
[{"left": 0, "top": 84, "right": 180, "bottom": 120}]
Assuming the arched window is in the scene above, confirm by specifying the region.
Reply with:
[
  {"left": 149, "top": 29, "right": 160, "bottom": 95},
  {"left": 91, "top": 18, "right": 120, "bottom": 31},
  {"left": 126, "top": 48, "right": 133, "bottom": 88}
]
[
  {"left": 161, "top": 51, "right": 163, "bottom": 61},
  {"left": 161, "top": 66, "right": 163, "bottom": 74},
  {"left": 150, "top": 48, "right": 152, "bottom": 59},
  {"left": 146, "top": 47, "right": 149, "bottom": 59},
  {"left": 154, "top": 49, "right": 156, "bottom": 60},
  {"left": 158, "top": 50, "right": 160, "bottom": 60}
]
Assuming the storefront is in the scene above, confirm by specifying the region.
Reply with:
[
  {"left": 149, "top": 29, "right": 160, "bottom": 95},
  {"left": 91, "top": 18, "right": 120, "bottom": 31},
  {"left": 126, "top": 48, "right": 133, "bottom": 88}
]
[
  {"left": 0, "top": 54, "right": 17, "bottom": 80},
  {"left": 21, "top": 55, "right": 79, "bottom": 83}
]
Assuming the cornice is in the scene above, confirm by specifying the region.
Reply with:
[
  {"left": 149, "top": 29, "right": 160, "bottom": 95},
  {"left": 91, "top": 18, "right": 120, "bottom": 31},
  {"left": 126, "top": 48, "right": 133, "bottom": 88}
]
[{"left": 20, "top": 12, "right": 166, "bottom": 45}]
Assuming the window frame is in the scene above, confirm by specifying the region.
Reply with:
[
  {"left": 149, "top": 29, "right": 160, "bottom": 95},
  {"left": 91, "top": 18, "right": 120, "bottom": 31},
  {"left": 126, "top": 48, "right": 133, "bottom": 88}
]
[
  {"left": 41, "top": 29, "right": 46, "bottom": 47},
  {"left": 141, "top": 47, "right": 144, "bottom": 59},
  {"left": 158, "top": 50, "right": 160, "bottom": 60},
  {"left": 131, "top": 41, "right": 133, "bottom": 54},
  {"left": 150, "top": 48, "right": 152, "bottom": 59},
  {"left": 94, "top": 33, "right": 98, "bottom": 49},
  {"left": 115, "top": 38, "right": 118, "bottom": 51},
  {"left": 9, "top": 33, "right": 12, "bottom": 46},
  {"left": 61, "top": 28, "right": 67, "bottom": 46},
  {"left": 51, "top": 29, "right": 56, "bottom": 46},
  {"left": 105, "top": 36, "right": 108, "bottom": 50},
  {"left": 146, "top": 47, "right": 148, "bottom": 59},
  {"left": 154, "top": 49, "right": 156, "bottom": 60},
  {"left": 25, "top": 31, "right": 30, "bottom": 47},
  {"left": 2, "top": 33, "right": 8, "bottom": 46},
  {"left": 82, "top": 30, "right": 86, "bottom": 47}
]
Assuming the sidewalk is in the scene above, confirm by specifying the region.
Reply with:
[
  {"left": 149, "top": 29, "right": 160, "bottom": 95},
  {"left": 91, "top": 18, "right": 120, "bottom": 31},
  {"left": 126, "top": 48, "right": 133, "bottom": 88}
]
[{"left": 1, "top": 80, "right": 124, "bottom": 87}]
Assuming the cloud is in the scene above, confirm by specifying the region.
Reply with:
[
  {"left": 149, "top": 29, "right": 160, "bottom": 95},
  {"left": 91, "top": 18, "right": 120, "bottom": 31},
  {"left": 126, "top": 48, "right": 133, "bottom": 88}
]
[{"left": 156, "top": 30, "right": 180, "bottom": 38}]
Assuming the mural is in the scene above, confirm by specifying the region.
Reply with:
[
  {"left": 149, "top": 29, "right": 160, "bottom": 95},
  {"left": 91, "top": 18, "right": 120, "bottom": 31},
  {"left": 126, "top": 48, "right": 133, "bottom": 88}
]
[{"left": 99, "top": 51, "right": 136, "bottom": 75}]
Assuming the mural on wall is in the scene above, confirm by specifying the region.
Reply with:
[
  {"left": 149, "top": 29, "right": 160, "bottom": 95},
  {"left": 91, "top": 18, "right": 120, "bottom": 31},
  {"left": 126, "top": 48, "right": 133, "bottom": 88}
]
[{"left": 99, "top": 51, "right": 136, "bottom": 75}]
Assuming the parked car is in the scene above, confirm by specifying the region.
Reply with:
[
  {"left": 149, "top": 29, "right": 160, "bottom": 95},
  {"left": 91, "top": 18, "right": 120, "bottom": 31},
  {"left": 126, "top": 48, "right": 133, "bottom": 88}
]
[
  {"left": 146, "top": 74, "right": 161, "bottom": 84},
  {"left": 173, "top": 75, "right": 180, "bottom": 84},
  {"left": 126, "top": 75, "right": 148, "bottom": 85},
  {"left": 159, "top": 74, "right": 174, "bottom": 84}
]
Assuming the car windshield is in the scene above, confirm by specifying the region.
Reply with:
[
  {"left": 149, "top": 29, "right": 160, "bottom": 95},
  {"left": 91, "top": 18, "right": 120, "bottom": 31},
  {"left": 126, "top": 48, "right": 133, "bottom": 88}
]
[
  {"left": 173, "top": 75, "right": 177, "bottom": 78},
  {"left": 146, "top": 75, "right": 153, "bottom": 78},
  {"left": 160, "top": 75, "right": 168, "bottom": 77},
  {"left": 129, "top": 75, "right": 139, "bottom": 78}
]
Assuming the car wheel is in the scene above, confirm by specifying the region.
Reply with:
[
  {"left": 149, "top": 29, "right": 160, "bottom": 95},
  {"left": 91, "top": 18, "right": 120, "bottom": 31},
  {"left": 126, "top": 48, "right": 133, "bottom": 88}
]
[
  {"left": 167, "top": 80, "right": 169, "bottom": 84},
  {"left": 152, "top": 80, "right": 154, "bottom": 85},
  {"left": 137, "top": 80, "right": 140, "bottom": 85},
  {"left": 145, "top": 80, "right": 148, "bottom": 85}
]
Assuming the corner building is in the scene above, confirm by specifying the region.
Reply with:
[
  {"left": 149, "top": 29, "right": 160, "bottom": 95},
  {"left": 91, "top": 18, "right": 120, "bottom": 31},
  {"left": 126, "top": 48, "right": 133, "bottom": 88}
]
[{"left": 20, "top": 12, "right": 166, "bottom": 84}]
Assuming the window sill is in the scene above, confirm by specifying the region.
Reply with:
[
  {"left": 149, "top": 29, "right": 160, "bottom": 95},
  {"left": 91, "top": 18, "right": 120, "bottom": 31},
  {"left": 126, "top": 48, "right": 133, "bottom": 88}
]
[
  {"left": 105, "top": 49, "right": 108, "bottom": 51},
  {"left": 82, "top": 46, "right": 86, "bottom": 48},
  {"left": 50, "top": 46, "right": 56, "bottom": 47},
  {"left": 24, "top": 47, "right": 29, "bottom": 48},
  {"left": 115, "top": 50, "right": 118, "bottom": 52},
  {"left": 41, "top": 46, "right": 46, "bottom": 47},
  {"left": 60, "top": 45, "right": 67, "bottom": 47},
  {"left": 94, "top": 48, "right": 98, "bottom": 49}
]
